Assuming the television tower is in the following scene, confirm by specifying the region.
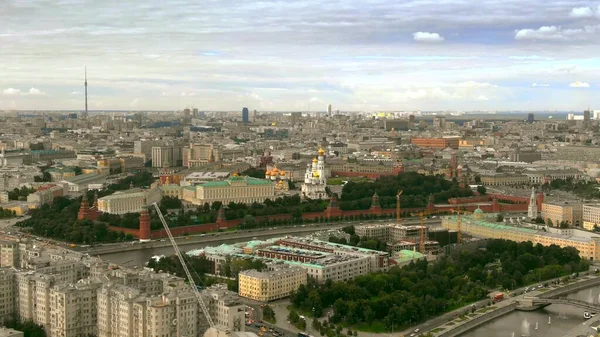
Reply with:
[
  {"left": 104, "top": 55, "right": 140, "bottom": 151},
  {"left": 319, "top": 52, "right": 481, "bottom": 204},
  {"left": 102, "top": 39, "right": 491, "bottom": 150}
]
[{"left": 84, "top": 66, "right": 88, "bottom": 119}]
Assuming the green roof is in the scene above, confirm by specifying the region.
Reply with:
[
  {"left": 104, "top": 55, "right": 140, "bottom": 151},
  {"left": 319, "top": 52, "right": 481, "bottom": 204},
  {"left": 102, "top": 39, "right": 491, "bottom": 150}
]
[
  {"left": 448, "top": 215, "right": 537, "bottom": 234},
  {"left": 393, "top": 250, "right": 425, "bottom": 263},
  {"left": 199, "top": 176, "right": 273, "bottom": 188}
]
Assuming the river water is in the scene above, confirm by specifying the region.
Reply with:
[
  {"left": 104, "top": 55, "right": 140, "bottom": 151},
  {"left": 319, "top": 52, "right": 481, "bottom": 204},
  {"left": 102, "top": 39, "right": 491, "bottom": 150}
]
[
  {"left": 461, "top": 286, "right": 600, "bottom": 337},
  {"left": 99, "top": 241, "right": 217, "bottom": 266}
]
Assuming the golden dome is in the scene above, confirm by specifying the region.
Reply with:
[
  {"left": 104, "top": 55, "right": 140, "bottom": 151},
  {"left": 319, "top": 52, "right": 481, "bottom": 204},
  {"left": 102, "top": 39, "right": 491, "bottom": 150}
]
[
  {"left": 265, "top": 170, "right": 272, "bottom": 176},
  {"left": 272, "top": 167, "right": 279, "bottom": 173},
  {"left": 318, "top": 148, "right": 325, "bottom": 155},
  {"left": 313, "top": 172, "right": 320, "bottom": 178},
  {"left": 279, "top": 171, "right": 286, "bottom": 176},
  {"left": 312, "top": 157, "right": 318, "bottom": 163}
]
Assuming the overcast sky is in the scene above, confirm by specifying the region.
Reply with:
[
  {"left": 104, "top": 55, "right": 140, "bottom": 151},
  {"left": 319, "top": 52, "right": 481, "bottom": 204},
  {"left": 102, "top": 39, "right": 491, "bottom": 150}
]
[{"left": 1, "top": 0, "right": 599, "bottom": 111}]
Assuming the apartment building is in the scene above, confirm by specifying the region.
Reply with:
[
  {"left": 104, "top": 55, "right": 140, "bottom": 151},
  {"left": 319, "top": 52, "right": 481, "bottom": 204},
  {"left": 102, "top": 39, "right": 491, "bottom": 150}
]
[
  {"left": 0, "top": 269, "right": 16, "bottom": 324},
  {"left": 583, "top": 204, "right": 600, "bottom": 230},
  {"left": 355, "top": 224, "right": 427, "bottom": 242},
  {"left": 541, "top": 201, "right": 583, "bottom": 227},
  {"left": 201, "top": 284, "right": 245, "bottom": 332},
  {"left": 50, "top": 279, "right": 102, "bottom": 337},
  {"left": 183, "top": 143, "right": 218, "bottom": 167},
  {"left": 0, "top": 240, "right": 19, "bottom": 267},
  {"left": 238, "top": 265, "right": 307, "bottom": 302}
]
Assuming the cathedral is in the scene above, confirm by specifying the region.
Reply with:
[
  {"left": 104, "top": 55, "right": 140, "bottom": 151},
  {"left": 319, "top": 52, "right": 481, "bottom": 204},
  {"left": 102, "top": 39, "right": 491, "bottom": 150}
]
[{"left": 301, "top": 148, "right": 327, "bottom": 199}]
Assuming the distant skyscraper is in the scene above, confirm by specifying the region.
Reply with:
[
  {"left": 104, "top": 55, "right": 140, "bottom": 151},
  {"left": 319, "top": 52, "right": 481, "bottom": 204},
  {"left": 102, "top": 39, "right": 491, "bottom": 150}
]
[
  {"left": 83, "top": 67, "right": 88, "bottom": 119},
  {"left": 242, "top": 107, "right": 249, "bottom": 123},
  {"left": 584, "top": 110, "right": 591, "bottom": 122},
  {"left": 527, "top": 113, "right": 534, "bottom": 123},
  {"left": 409, "top": 115, "right": 415, "bottom": 126},
  {"left": 327, "top": 104, "right": 332, "bottom": 116}
]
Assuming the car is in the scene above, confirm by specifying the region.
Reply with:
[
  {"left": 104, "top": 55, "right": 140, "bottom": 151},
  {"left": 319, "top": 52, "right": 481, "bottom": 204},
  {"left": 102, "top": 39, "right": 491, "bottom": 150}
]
[
  {"left": 414, "top": 329, "right": 420, "bottom": 333},
  {"left": 410, "top": 334, "right": 416, "bottom": 337}
]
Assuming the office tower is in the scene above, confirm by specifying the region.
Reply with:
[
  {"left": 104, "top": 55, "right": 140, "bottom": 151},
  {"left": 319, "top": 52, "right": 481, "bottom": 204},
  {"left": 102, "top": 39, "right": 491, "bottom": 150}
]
[
  {"left": 242, "top": 107, "right": 249, "bottom": 124},
  {"left": 83, "top": 67, "right": 88, "bottom": 119},
  {"left": 192, "top": 108, "right": 199, "bottom": 117},
  {"left": 527, "top": 113, "right": 535, "bottom": 123},
  {"left": 253, "top": 109, "right": 257, "bottom": 122},
  {"left": 409, "top": 115, "right": 415, "bottom": 126},
  {"left": 327, "top": 104, "right": 332, "bottom": 116},
  {"left": 584, "top": 110, "right": 591, "bottom": 122},
  {"left": 183, "top": 108, "right": 191, "bottom": 121},
  {"left": 433, "top": 116, "right": 446, "bottom": 129}
]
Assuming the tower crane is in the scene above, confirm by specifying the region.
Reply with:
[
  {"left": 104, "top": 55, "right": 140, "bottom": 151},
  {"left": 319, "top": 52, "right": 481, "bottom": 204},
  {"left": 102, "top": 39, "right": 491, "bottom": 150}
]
[
  {"left": 396, "top": 190, "right": 403, "bottom": 224},
  {"left": 411, "top": 209, "right": 442, "bottom": 253},
  {"left": 450, "top": 209, "right": 473, "bottom": 245},
  {"left": 153, "top": 203, "right": 216, "bottom": 330}
]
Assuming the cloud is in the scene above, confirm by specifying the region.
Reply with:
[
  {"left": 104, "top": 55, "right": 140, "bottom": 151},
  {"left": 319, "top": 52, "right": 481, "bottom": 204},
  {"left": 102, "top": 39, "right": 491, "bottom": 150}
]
[
  {"left": 2, "top": 87, "right": 46, "bottom": 96},
  {"left": 515, "top": 25, "right": 599, "bottom": 41},
  {"left": 531, "top": 83, "right": 550, "bottom": 87},
  {"left": 475, "top": 95, "right": 489, "bottom": 101},
  {"left": 2, "top": 88, "right": 21, "bottom": 96},
  {"left": 70, "top": 91, "right": 81, "bottom": 95},
  {"left": 27, "top": 88, "right": 45, "bottom": 95},
  {"left": 412, "top": 32, "right": 444, "bottom": 43},
  {"left": 569, "top": 81, "right": 590, "bottom": 88},
  {"left": 509, "top": 55, "right": 554, "bottom": 60},
  {"left": 569, "top": 7, "right": 594, "bottom": 18}
]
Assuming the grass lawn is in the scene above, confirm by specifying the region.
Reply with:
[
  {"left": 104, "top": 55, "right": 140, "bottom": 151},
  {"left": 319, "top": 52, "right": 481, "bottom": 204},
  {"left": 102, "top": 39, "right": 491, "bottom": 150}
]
[
  {"left": 349, "top": 321, "right": 387, "bottom": 333},
  {"left": 476, "top": 306, "right": 496, "bottom": 314},
  {"left": 431, "top": 328, "right": 445, "bottom": 333}
]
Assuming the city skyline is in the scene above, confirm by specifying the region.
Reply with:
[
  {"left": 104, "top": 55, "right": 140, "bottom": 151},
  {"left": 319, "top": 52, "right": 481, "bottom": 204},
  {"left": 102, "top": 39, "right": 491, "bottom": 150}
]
[{"left": 0, "top": 0, "right": 599, "bottom": 111}]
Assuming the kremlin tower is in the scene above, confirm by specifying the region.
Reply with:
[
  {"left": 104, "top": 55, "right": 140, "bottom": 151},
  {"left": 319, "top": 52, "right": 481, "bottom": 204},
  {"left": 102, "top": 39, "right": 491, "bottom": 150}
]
[
  {"left": 138, "top": 205, "right": 151, "bottom": 242},
  {"left": 77, "top": 190, "right": 100, "bottom": 221}
]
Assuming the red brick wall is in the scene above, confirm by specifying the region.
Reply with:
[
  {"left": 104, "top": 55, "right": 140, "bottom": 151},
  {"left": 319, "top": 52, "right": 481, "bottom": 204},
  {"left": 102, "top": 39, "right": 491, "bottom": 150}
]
[{"left": 109, "top": 193, "right": 527, "bottom": 239}]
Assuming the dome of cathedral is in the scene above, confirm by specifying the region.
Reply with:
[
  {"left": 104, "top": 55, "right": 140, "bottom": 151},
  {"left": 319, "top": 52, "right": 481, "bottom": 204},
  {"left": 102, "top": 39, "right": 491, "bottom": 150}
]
[
  {"left": 312, "top": 157, "right": 318, "bottom": 163},
  {"left": 318, "top": 148, "right": 325, "bottom": 155},
  {"left": 313, "top": 172, "right": 320, "bottom": 178}
]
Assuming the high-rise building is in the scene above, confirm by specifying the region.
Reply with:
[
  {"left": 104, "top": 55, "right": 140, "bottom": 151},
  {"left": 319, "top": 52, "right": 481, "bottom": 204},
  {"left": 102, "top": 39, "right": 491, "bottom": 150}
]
[
  {"left": 83, "top": 67, "right": 88, "bottom": 119},
  {"left": 327, "top": 104, "right": 332, "bottom": 116},
  {"left": 527, "top": 113, "right": 535, "bottom": 123},
  {"left": 409, "top": 115, "right": 415, "bottom": 126},
  {"left": 242, "top": 107, "right": 249, "bottom": 124},
  {"left": 433, "top": 116, "right": 446, "bottom": 129},
  {"left": 584, "top": 110, "right": 591, "bottom": 122}
]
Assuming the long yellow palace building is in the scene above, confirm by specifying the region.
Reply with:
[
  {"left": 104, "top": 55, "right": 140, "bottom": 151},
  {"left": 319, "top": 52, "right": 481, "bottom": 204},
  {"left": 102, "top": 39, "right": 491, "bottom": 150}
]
[{"left": 442, "top": 208, "right": 600, "bottom": 261}]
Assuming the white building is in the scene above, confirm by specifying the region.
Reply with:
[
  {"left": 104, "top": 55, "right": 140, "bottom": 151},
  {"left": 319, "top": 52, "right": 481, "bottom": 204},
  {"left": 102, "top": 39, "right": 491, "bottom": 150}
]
[
  {"left": 97, "top": 188, "right": 161, "bottom": 214},
  {"left": 301, "top": 148, "right": 327, "bottom": 199},
  {"left": 527, "top": 187, "right": 538, "bottom": 219}
]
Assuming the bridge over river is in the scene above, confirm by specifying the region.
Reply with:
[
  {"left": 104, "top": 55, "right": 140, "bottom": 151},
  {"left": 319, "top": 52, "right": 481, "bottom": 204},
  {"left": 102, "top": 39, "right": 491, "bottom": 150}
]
[{"left": 433, "top": 275, "right": 600, "bottom": 337}]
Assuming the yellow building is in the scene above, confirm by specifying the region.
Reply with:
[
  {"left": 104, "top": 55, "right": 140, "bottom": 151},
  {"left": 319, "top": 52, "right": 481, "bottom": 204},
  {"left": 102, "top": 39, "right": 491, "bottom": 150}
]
[
  {"left": 583, "top": 204, "right": 600, "bottom": 230},
  {"left": 480, "top": 174, "right": 529, "bottom": 186},
  {"left": 238, "top": 266, "right": 307, "bottom": 302},
  {"left": 541, "top": 201, "right": 583, "bottom": 227},
  {"left": 442, "top": 213, "right": 600, "bottom": 261},
  {"left": 183, "top": 176, "right": 275, "bottom": 205}
]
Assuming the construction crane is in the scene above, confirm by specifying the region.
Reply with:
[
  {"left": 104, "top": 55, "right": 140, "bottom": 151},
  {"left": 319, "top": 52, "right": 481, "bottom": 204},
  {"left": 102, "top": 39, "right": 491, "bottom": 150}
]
[
  {"left": 410, "top": 210, "right": 430, "bottom": 254},
  {"left": 451, "top": 209, "right": 473, "bottom": 245},
  {"left": 396, "top": 190, "right": 403, "bottom": 224},
  {"left": 153, "top": 203, "right": 216, "bottom": 329}
]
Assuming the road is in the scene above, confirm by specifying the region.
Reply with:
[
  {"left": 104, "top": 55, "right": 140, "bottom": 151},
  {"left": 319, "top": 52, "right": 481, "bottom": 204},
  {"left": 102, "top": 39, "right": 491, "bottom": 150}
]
[{"left": 82, "top": 218, "right": 442, "bottom": 254}]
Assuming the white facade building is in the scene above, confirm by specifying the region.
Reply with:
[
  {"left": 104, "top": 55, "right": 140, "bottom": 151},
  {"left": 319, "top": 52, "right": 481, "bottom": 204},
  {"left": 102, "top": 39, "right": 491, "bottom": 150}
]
[
  {"left": 301, "top": 148, "right": 327, "bottom": 199},
  {"left": 527, "top": 187, "right": 538, "bottom": 219}
]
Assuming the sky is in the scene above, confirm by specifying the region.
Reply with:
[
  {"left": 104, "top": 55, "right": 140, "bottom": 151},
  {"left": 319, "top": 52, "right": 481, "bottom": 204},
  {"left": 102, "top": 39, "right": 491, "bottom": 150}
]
[{"left": 0, "top": 0, "right": 599, "bottom": 112}]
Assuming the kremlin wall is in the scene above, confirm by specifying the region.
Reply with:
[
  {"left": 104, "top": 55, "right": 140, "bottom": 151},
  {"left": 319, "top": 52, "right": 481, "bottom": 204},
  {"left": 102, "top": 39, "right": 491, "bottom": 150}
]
[{"left": 105, "top": 191, "right": 536, "bottom": 240}]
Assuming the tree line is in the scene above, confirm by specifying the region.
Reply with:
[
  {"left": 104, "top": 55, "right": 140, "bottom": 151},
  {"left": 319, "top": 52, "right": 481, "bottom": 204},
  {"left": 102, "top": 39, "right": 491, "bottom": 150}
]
[
  {"left": 339, "top": 172, "right": 473, "bottom": 210},
  {"left": 16, "top": 171, "right": 156, "bottom": 244},
  {"left": 290, "top": 239, "right": 588, "bottom": 331}
]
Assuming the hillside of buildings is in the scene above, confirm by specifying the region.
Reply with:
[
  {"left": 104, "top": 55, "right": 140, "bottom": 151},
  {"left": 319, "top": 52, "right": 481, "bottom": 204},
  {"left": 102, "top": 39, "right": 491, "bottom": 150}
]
[
  {"left": 339, "top": 171, "right": 474, "bottom": 211},
  {"left": 290, "top": 239, "right": 587, "bottom": 332}
]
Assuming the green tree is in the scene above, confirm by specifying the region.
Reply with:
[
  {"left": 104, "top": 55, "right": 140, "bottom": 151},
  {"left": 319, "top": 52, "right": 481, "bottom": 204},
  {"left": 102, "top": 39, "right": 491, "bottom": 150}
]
[{"left": 477, "top": 185, "right": 487, "bottom": 195}]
